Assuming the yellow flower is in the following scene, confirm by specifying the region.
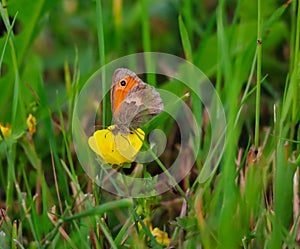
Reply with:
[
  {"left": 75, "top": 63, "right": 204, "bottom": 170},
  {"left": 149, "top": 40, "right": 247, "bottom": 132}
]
[
  {"left": 151, "top": 227, "right": 171, "bottom": 246},
  {"left": 26, "top": 114, "right": 36, "bottom": 136},
  {"left": 138, "top": 218, "right": 153, "bottom": 231},
  {"left": 88, "top": 125, "right": 145, "bottom": 165},
  {"left": 0, "top": 123, "right": 11, "bottom": 141},
  {"left": 137, "top": 218, "right": 171, "bottom": 247}
]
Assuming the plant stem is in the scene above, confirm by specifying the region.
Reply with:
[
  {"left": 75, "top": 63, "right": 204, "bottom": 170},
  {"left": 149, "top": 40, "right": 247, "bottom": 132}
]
[
  {"left": 0, "top": 1, "right": 19, "bottom": 127},
  {"left": 292, "top": 0, "right": 300, "bottom": 123},
  {"left": 141, "top": 0, "right": 155, "bottom": 84},
  {"left": 255, "top": 0, "right": 262, "bottom": 148},
  {"left": 96, "top": 0, "right": 107, "bottom": 126}
]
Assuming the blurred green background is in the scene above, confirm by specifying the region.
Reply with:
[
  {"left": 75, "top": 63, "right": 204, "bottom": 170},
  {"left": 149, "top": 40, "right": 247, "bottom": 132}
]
[{"left": 0, "top": 0, "right": 299, "bottom": 248}]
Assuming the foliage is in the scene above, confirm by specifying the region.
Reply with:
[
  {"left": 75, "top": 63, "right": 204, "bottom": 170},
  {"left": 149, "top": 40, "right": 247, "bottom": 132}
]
[{"left": 0, "top": 0, "right": 299, "bottom": 248}]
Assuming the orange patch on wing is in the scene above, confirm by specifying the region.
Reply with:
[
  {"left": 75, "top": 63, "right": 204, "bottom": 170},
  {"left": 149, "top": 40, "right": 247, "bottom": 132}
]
[{"left": 112, "top": 76, "right": 140, "bottom": 115}]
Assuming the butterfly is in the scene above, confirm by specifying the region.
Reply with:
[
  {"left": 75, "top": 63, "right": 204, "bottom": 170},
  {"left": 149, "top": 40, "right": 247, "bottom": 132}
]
[{"left": 110, "top": 68, "right": 164, "bottom": 135}]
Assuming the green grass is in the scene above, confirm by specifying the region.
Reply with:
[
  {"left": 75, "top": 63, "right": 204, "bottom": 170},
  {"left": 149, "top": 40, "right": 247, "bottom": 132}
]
[{"left": 0, "top": 0, "right": 299, "bottom": 248}]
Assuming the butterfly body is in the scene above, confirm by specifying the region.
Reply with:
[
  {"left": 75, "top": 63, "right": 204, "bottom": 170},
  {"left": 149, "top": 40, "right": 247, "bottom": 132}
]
[{"left": 111, "top": 68, "right": 164, "bottom": 135}]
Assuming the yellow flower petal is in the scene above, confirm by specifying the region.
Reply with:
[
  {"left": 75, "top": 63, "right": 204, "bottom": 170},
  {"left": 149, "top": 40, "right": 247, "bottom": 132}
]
[
  {"left": 88, "top": 125, "right": 145, "bottom": 165},
  {"left": 151, "top": 227, "right": 171, "bottom": 246},
  {"left": 0, "top": 123, "right": 11, "bottom": 141},
  {"left": 137, "top": 218, "right": 153, "bottom": 232},
  {"left": 26, "top": 114, "right": 36, "bottom": 136},
  {"left": 137, "top": 218, "right": 171, "bottom": 246}
]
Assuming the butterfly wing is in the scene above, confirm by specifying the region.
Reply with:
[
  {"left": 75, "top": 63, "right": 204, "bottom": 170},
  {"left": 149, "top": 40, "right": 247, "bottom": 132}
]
[
  {"left": 111, "top": 68, "right": 143, "bottom": 117},
  {"left": 113, "top": 82, "right": 164, "bottom": 133}
]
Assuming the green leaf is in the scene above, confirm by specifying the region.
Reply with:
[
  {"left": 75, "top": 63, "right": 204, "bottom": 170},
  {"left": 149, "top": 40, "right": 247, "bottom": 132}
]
[
  {"left": 64, "top": 199, "right": 133, "bottom": 221},
  {"left": 179, "top": 15, "right": 193, "bottom": 62},
  {"left": 0, "top": 0, "right": 59, "bottom": 120}
]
